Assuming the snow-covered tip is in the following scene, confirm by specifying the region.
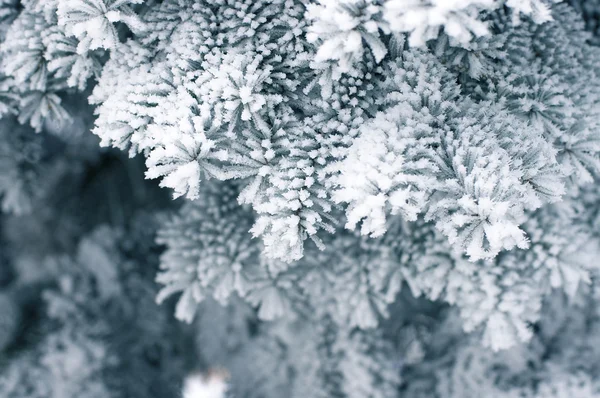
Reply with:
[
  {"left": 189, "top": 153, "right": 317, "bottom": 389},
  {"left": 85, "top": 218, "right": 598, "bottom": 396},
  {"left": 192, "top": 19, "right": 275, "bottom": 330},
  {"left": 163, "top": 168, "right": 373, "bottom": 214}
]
[
  {"left": 183, "top": 369, "right": 229, "bottom": 398},
  {"left": 306, "top": 0, "right": 388, "bottom": 72},
  {"left": 57, "top": 0, "right": 146, "bottom": 53}
]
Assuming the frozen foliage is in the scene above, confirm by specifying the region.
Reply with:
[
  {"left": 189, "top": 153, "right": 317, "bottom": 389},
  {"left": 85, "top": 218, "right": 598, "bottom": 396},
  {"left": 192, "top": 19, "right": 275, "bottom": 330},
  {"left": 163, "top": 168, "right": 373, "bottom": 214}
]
[
  {"left": 306, "top": 0, "right": 556, "bottom": 67},
  {"left": 87, "top": 0, "right": 590, "bottom": 267},
  {"left": 2, "top": 1, "right": 600, "bottom": 398},
  {"left": 57, "top": 0, "right": 146, "bottom": 53}
]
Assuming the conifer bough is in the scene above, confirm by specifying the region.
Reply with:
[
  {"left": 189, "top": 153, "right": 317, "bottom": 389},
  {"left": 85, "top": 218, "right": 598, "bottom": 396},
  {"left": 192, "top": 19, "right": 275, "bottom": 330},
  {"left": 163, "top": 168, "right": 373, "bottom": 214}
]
[{"left": 1, "top": 1, "right": 600, "bottom": 397}]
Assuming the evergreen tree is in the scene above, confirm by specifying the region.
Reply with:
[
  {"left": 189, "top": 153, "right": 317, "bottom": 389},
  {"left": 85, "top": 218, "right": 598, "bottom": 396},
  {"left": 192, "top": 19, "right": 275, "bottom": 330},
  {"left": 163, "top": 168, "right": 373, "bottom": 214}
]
[{"left": 1, "top": 1, "right": 600, "bottom": 397}]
